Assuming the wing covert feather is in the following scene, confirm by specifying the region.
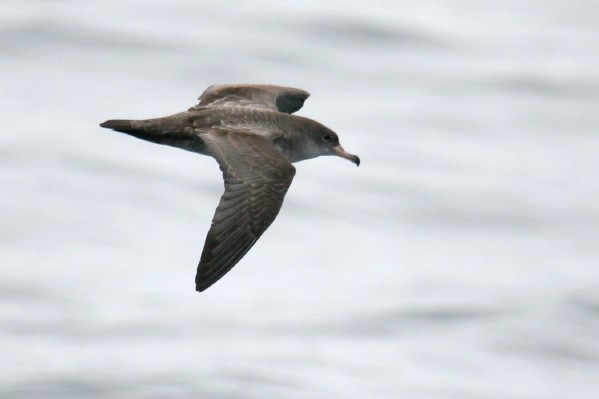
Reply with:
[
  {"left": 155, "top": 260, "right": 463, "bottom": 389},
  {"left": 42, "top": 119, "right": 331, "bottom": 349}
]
[{"left": 189, "top": 84, "right": 309, "bottom": 114}]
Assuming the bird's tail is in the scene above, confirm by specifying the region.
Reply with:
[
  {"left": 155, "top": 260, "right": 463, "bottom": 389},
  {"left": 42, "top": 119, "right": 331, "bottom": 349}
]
[
  {"left": 100, "top": 117, "right": 178, "bottom": 143},
  {"left": 99, "top": 116, "right": 207, "bottom": 154},
  {"left": 99, "top": 119, "right": 136, "bottom": 134}
]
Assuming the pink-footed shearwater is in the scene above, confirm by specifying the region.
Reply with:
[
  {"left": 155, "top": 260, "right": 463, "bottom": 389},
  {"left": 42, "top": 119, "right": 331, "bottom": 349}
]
[{"left": 100, "top": 84, "right": 360, "bottom": 292}]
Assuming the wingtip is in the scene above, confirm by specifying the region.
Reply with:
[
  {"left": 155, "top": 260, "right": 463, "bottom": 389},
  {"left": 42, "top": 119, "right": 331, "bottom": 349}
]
[
  {"left": 195, "top": 270, "right": 215, "bottom": 292},
  {"left": 195, "top": 283, "right": 208, "bottom": 293}
]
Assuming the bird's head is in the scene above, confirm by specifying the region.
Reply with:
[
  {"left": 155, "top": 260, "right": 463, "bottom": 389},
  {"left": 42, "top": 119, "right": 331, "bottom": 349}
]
[{"left": 308, "top": 126, "right": 360, "bottom": 166}]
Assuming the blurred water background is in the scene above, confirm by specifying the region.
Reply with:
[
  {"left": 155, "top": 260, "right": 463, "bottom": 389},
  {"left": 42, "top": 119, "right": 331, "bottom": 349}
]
[{"left": 2, "top": 1, "right": 599, "bottom": 398}]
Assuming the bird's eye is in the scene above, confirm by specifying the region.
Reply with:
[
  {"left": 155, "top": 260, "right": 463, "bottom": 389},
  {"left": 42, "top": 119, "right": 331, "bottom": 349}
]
[{"left": 323, "top": 134, "right": 331, "bottom": 142}]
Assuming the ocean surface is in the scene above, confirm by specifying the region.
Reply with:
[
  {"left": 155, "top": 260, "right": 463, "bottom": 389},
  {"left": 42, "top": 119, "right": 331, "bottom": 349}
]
[{"left": 2, "top": 1, "right": 599, "bottom": 398}]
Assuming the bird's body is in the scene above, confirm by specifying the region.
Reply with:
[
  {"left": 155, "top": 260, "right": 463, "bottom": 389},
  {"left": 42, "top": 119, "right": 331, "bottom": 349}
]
[{"left": 100, "top": 84, "right": 359, "bottom": 292}]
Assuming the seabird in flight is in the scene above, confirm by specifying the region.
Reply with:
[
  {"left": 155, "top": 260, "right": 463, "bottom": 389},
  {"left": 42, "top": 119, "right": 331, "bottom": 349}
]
[{"left": 100, "top": 84, "right": 360, "bottom": 292}]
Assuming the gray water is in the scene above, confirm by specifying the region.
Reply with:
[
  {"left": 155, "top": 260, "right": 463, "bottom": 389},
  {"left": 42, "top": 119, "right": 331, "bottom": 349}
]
[{"left": 2, "top": 1, "right": 599, "bottom": 398}]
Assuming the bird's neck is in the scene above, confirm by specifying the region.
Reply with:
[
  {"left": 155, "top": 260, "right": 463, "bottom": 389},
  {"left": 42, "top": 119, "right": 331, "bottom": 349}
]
[{"left": 272, "top": 115, "right": 324, "bottom": 163}]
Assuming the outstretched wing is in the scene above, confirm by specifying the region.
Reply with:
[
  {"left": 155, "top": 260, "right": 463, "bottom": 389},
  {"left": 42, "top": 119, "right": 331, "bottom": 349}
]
[
  {"left": 189, "top": 84, "right": 309, "bottom": 114},
  {"left": 195, "top": 129, "right": 296, "bottom": 292}
]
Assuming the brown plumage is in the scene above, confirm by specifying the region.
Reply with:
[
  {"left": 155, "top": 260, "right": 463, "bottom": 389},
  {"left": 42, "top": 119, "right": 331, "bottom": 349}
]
[{"left": 100, "top": 84, "right": 360, "bottom": 292}]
